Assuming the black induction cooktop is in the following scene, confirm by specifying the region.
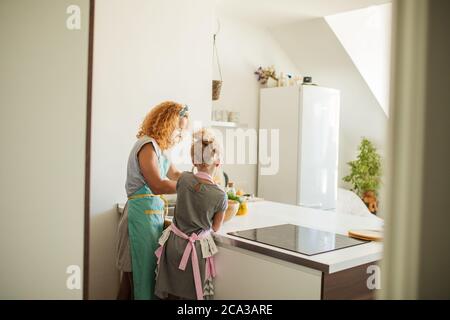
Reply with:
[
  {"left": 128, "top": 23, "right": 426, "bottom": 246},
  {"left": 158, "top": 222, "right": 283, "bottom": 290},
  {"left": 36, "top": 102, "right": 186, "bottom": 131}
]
[{"left": 228, "top": 224, "right": 368, "bottom": 256}]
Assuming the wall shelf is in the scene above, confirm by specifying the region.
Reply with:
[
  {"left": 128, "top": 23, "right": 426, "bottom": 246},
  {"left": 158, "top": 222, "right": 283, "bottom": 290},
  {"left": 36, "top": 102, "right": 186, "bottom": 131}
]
[{"left": 211, "top": 121, "right": 244, "bottom": 128}]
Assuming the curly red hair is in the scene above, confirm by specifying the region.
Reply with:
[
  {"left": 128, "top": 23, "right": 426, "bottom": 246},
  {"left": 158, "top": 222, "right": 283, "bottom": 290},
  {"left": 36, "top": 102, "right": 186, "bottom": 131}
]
[{"left": 137, "top": 101, "right": 187, "bottom": 150}]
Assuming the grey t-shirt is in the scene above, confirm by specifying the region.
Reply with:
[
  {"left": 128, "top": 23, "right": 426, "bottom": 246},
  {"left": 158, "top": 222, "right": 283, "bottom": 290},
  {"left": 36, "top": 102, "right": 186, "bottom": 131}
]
[
  {"left": 125, "top": 136, "right": 163, "bottom": 197},
  {"left": 173, "top": 172, "right": 228, "bottom": 234}
]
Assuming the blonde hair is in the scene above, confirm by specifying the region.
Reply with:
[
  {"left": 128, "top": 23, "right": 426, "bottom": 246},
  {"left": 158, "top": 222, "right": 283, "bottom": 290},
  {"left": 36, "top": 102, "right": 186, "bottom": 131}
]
[
  {"left": 191, "top": 128, "right": 222, "bottom": 167},
  {"left": 137, "top": 101, "right": 188, "bottom": 150}
]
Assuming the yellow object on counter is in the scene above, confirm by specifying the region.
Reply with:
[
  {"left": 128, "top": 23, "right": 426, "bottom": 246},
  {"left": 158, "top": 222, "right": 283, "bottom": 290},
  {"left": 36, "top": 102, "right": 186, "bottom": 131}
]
[{"left": 236, "top": 202, "right": 248, "bottom": 216}]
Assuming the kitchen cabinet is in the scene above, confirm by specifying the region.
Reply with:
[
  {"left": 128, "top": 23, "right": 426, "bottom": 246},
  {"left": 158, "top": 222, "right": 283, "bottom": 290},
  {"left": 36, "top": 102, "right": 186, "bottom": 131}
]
[
  {"left": 213, "top": 201, "right": 382, "bottom": 300},
  {"left": 214, "top": 245, "right": 322, "bottom": 299},
  {"left": 116, "top": 200, "right": 382, "bottom": 299}
]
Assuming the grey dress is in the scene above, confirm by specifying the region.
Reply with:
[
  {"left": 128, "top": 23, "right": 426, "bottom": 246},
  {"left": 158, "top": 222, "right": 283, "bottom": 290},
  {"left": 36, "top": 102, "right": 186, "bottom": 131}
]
[{"left": 154, "top": 172, "right": 227, "bottom": 300}]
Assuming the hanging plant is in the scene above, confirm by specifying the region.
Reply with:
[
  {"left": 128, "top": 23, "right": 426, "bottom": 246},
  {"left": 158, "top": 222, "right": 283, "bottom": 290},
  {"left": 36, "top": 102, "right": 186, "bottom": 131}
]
[
  {"left": 343, "top": 138, "right": 382, "bottom": 214},
  {"left": 212, "top": 25, "right": 223, "bottom": 101}
]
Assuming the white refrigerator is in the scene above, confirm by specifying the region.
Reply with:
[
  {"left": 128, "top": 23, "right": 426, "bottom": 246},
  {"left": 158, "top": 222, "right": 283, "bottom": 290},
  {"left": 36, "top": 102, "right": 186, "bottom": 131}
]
[{"left": 258, "top": 85, "right": 340, "bottom": 210}]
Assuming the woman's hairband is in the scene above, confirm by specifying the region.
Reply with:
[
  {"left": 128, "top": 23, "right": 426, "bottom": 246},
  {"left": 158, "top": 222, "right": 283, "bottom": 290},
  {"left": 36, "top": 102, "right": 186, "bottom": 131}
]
[{"left": 179, "top": 105, "right": 189, "bottom": 117}]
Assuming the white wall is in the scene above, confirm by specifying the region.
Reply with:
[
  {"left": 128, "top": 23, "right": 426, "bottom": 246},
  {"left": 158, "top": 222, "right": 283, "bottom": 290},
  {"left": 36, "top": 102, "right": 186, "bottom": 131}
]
[
  {"left": 212, "top": 15, "right": 300, "bottom": 194},
  {"left": 0, "top": 0, "right": 89, "bottom": 299},
  {"left": 90, "top": 0, "right": 213, "bottom": 299},
  {"left": 270, "top": 18, "right": 388, "bottom": 187}
]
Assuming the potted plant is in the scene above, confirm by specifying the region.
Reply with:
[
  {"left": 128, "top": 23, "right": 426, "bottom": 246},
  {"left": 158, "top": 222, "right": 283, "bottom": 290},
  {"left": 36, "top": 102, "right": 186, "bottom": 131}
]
[{"left": 343, "top": 138, "right": 382, "bottom": 214}]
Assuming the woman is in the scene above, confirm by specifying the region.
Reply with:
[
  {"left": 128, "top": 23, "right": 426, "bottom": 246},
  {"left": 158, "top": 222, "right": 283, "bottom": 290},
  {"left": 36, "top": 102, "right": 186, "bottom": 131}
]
[{"left": 116, "top": 101, "right": 189, "bottom": 300}]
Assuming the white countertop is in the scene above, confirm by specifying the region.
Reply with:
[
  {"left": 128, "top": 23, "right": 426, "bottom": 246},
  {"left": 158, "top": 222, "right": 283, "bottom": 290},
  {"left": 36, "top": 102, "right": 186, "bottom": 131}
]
[{"left": 215, "top": 201, "right": 383, "bottom": 274}]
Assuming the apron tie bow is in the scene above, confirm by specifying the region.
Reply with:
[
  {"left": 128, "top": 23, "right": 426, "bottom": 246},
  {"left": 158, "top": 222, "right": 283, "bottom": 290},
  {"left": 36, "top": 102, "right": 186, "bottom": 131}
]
[{"left": 155, "top": 223, "right": 215, "bottom": 300}]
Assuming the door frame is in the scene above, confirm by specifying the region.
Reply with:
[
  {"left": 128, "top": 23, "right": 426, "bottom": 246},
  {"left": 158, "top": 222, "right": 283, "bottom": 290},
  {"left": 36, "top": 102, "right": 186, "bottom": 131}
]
[
  {"left": 380, "top": 0, "right": 429, "bottom": 299},
  {"left": 83, "top": 0, "right": 95, "bottom": 300}
]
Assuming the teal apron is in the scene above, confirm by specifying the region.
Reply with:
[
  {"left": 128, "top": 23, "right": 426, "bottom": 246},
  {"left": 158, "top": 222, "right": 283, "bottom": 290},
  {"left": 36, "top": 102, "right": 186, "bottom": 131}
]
[{"left": 128, "top": 152, "right": 170, "bottom": 300}]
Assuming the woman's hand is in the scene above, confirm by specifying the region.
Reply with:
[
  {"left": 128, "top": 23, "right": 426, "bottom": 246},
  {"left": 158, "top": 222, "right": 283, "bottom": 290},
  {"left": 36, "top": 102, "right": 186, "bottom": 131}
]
[
  {"left": 212, "top": 211, "right": 225, "bottom": 232},
  {"left": 167, "top": 164, "right": 182, "bottom": 181},
  {"left": 138, "top": 144, "right": 177, "bottom": 194}
]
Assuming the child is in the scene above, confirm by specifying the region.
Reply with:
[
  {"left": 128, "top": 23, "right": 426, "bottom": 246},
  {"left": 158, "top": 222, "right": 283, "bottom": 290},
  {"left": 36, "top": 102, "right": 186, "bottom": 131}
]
[{"left": 154, "top": 129, "right": 228, "bottom": 300}]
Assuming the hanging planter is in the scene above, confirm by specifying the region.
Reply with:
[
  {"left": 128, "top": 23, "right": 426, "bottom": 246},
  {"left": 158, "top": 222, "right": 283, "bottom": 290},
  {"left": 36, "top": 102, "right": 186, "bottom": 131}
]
[
  {"left": 212, "top": 80, "right": 222, "bottom": 101},
  {"left": 212, "top": 31, "right": 223, "bottom": 101}
]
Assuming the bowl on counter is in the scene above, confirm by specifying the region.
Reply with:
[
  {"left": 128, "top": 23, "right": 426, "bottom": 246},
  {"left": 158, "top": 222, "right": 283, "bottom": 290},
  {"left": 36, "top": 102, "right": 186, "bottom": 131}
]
[{"left": 224, "top": 200, "right": 240, "bottom": 222}]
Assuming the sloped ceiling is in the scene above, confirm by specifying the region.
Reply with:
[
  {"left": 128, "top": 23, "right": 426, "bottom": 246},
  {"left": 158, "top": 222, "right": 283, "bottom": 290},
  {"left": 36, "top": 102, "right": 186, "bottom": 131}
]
[
  {"left": 326, "top": 4, "right": 392, "bottom": 116},
  {"left": 215, "top": 0, "right": 391, "bottom": 27}
]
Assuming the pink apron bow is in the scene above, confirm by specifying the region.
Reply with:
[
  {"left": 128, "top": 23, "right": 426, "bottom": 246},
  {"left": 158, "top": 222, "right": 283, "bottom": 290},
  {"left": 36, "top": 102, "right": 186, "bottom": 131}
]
[{"left": 155, "top": 224, "right": 216, "bottom": 300}]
